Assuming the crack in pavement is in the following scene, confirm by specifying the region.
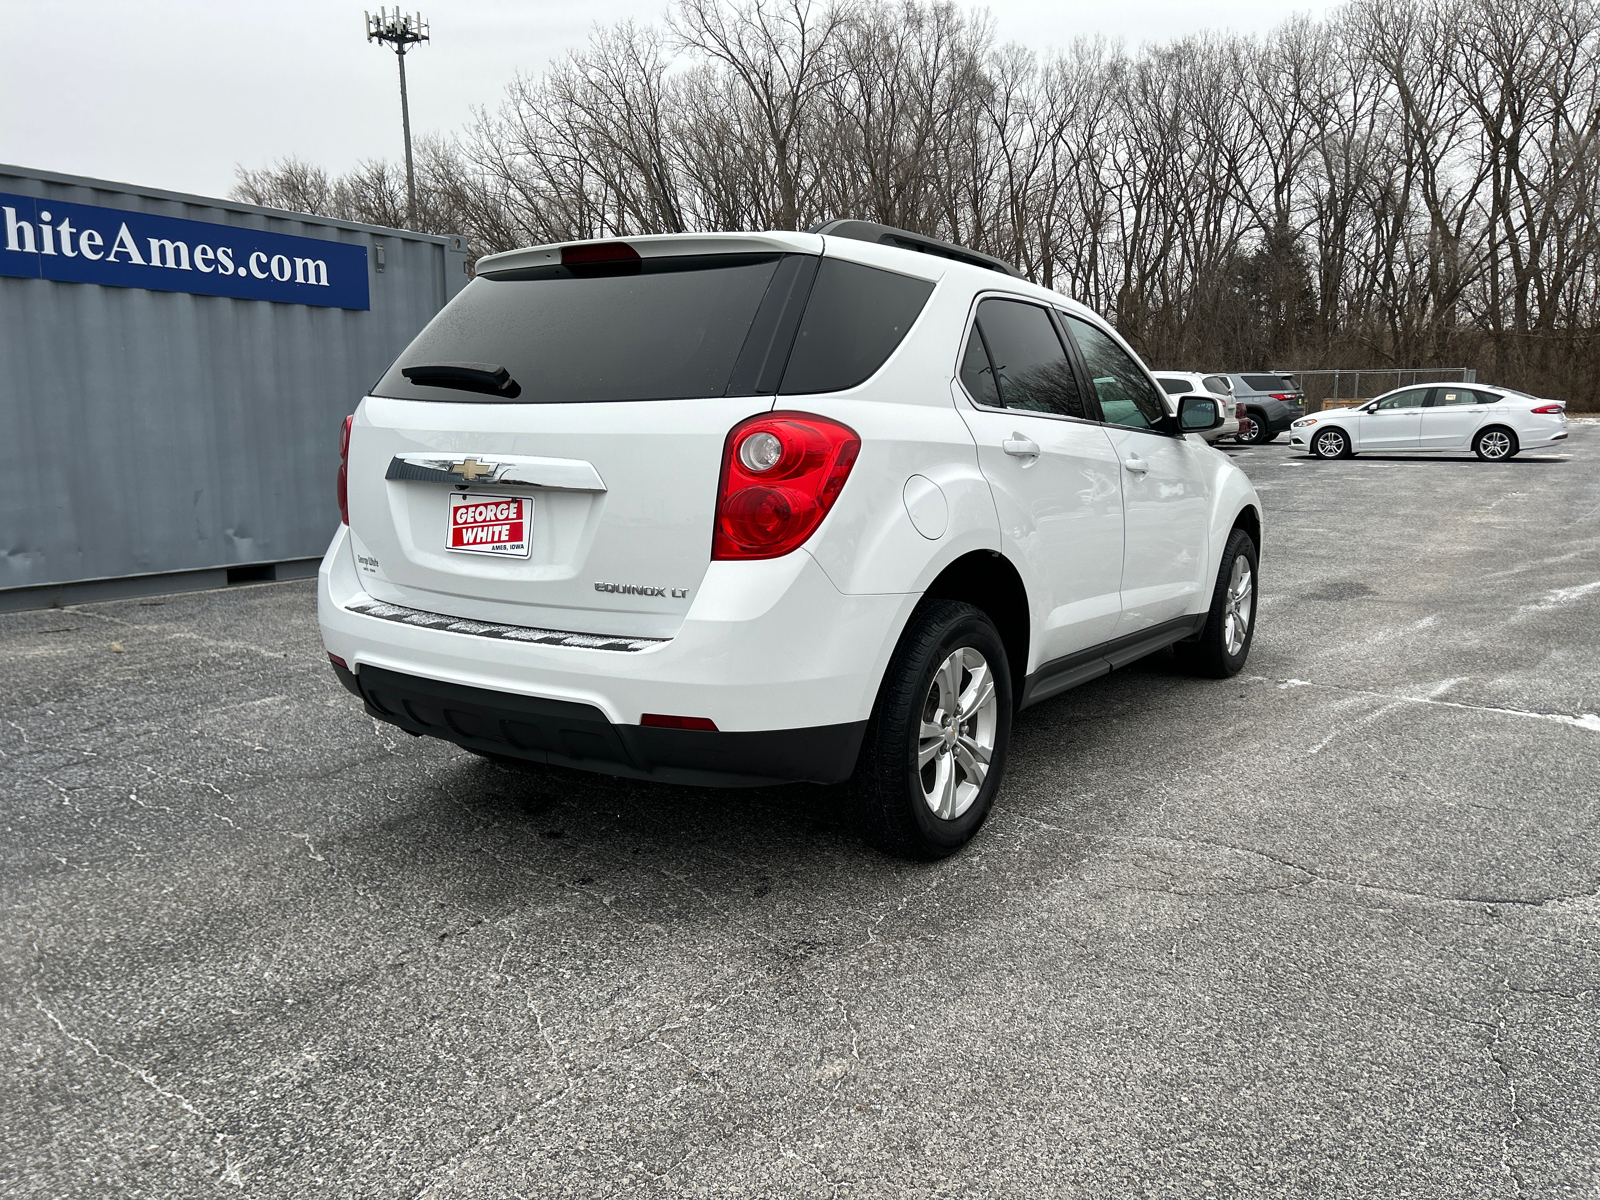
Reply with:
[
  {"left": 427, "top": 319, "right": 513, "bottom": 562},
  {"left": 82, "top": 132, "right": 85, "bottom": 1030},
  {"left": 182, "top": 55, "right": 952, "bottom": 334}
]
[
  {"left": 1261, "top": 676, "right": 1600, "bottom": 734},
  {"left": 31, "top": 992, "right": 204, "bottom": 1117},
  {"left": 1096, "top": 834, "right": 1600, "bottom": 911}
]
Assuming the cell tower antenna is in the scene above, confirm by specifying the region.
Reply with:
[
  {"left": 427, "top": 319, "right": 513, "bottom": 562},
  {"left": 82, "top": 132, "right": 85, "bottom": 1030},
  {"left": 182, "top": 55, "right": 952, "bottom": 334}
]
[{"left": 365, "top": 8, "right": 430, "bottom": 228}]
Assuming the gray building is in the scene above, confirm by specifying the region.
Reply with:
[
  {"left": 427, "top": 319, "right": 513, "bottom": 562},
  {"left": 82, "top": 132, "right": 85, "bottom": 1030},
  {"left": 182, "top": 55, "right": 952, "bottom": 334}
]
[{"left": 0, "top": 163, "right": 468, "bottom": 611}]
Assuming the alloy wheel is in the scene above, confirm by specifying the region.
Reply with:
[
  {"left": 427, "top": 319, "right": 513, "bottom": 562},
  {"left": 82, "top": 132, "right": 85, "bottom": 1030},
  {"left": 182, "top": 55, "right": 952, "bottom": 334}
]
[
  {"left": 1315, "top": 428, "right": 1346, "bottom": 457},
  {"left": 1224, "top": 555, "right": 1254, "bottom": 657},
  {"left": 1479, "top": 430, "right": 1512, "bottom": 459},
  {"left": 916, "top": 646, "right": 998, "bottom": 821}
]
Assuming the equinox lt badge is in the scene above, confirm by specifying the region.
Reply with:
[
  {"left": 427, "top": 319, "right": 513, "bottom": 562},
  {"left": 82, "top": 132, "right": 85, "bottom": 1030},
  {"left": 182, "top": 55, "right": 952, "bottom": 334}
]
[{"left": 595, "top": 582, "right": 689, "bottom": 599}]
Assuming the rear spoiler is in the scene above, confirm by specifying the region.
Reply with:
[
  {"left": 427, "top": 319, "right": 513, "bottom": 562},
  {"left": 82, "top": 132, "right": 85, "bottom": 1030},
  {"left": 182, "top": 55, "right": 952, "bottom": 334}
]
[{"left": 476, "top": 232, "right": 822, "bottom": 278}]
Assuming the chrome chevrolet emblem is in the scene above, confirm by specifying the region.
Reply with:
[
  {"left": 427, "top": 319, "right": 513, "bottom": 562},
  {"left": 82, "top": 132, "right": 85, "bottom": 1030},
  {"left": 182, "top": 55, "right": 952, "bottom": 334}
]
[{"left": 449, "top": 457, "right": 496, "bottom": 482}]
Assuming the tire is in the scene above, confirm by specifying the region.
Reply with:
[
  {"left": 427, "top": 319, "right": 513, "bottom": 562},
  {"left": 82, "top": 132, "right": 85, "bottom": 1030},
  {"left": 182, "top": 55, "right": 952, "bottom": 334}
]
[
  {"left": 1311, "top": 426, "right": 1351, "bottom": 458},
  {"left": 853, "top": 599, "right": 1013, "bottom": 859},
  {"left": 1473, "top": 426, "right": 1518, "bottom": 461},
  {"left": 1174, "top": 527, "right": 1258, "bottom": 679},
  {"left": 1239, "top": 410, "right": 1271, "bottom": 444}
]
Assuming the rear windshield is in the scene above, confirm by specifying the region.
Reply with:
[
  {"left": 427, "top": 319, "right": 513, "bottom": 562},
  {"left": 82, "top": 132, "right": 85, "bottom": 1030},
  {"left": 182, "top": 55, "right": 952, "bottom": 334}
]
[
  {"left": 1243, "top": 374, "right": 1292, "bottom": 391},
  {"left": 375, "top": 254, "right": 782, "bottom": 404},
  {"left": 374, "top": 251, "right": 934, "bottom": 404}
]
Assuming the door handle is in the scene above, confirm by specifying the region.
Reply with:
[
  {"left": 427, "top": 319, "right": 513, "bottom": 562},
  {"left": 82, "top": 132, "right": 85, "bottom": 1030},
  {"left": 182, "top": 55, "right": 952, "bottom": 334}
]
[
  {"left": 1122, "top": 455, "right": 1149, "bottom": 473},
  {"left": 1003, "top": 435, "right": 1041, "bottom": 458}
]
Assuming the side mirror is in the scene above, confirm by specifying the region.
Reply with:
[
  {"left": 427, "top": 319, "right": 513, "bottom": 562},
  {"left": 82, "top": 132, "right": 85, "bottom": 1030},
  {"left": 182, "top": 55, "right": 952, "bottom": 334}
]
[{"left": 1178, "top": 394, "right": 1223, "bottom": 432}]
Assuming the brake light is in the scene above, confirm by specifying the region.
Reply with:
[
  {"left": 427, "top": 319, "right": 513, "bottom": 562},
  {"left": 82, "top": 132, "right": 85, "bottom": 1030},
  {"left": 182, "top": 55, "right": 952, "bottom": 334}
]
[
  {"left": 562, "top": 241, "right": 641, "bottom": 275},
  {"left": 713, "top": 412, "right": 860, "bottom": 560},
  {"left": 336, "top": 414, "right": 354, "bottom": 526},
  {"left": 1531, "top": 404, "right": 1564, "bottom": 414},
  {"left": 1270, "top": 393, "right": 1297, "bottom": 401}
]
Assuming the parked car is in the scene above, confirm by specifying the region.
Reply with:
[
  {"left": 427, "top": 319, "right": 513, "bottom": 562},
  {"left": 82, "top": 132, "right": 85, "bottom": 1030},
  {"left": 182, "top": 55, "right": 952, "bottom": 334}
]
[
  {"left": 1153, "top": 372, "right": 1241, "bottom": 443},
  {"left": 1290, "top": 384, "right": 1568, "bottom": 460},
  {"left": 319, "top": 220, "right": 1262, "bottom": 858},
  {"left": 1219, "top": 373, "right": 1305, "bottom": 444}
]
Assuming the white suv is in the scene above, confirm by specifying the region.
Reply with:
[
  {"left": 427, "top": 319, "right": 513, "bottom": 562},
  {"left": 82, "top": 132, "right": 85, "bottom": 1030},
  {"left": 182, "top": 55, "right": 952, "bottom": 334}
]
[{"left": 319, "top": 221, "right": 1262, "bottom": 858}]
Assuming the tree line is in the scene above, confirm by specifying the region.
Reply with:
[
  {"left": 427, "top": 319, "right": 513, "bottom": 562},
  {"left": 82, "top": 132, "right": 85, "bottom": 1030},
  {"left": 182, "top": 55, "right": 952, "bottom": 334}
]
[{"left": 233, "top": 0, "right": 1600, "bottom": 407}]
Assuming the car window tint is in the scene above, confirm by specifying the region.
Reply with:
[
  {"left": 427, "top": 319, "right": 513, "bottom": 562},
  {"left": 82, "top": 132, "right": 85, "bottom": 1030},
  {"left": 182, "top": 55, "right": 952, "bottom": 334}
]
[
  {"left": 959, "top": 324, "right": 999, "bottom": 406},
  {"left": 1374, "top": 388, "right": 1429, "bottom": 410},
  {"left": 1470, "top": 388, "right": 1502, "bottom": 404},
  {"left": 779, "top": 259, "right": 934, "bottom": 394},
  {"left": 376, "top": 254, "right": 785, "bottom": 403},
  {"left": 1061, "top": 314, "right": 1166, "bottom": 429},
  {"left": 1155, "top": 378, "right": 1187, "bottom": 395},
  {"left": 1432, "top": 388, "right": 1478, "bottom": 407},
  {"left": 1203, "top": 375, "right": 1232, "bottom": 394},
  {"left": 970, "top": 299, "right": 1085, "bottom": 418},
  {"left": 1242, "top": 374, "right": 1288, "bottom": 391}
]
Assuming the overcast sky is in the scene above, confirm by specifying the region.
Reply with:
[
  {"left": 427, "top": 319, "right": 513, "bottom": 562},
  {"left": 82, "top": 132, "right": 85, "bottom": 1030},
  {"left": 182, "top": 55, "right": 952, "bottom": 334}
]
[{"left": 2, "top": 0, "right": 1328, "bottom": 200}]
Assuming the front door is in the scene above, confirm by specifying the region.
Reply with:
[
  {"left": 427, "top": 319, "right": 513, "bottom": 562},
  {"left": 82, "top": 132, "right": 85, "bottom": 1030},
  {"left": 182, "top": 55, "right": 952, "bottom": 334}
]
[
  {"left": 1357, "top": 387, "right": 1430, "bottom": 451},
  {"left": 955, "top": 297, "right": 1125, "bottom": 664},
  {"left": 1418, "top": 386, "right": 1492, "bottom": 450},
  {"left": 1059, "top": 313, "right": 1212, "bottom": 634}
]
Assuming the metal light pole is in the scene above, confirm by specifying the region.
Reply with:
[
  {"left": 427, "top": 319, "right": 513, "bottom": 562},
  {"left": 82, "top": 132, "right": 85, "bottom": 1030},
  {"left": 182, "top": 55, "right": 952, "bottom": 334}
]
[{"left": 365, "top": 9, "right": 430, "bottom": 228}]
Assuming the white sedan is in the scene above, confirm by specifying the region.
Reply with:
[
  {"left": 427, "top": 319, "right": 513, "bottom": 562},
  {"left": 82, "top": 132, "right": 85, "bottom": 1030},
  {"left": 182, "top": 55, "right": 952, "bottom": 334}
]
[{"left": 1290, "top": 383, "right": 1568, "bottom": 460}]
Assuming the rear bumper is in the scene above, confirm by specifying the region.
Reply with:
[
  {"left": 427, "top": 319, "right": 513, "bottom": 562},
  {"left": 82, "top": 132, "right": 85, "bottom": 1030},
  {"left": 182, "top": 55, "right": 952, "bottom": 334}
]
[
  {"left": 318, "top": 524, "right": 914, "bottom": 779},
  {"left": 336, "top": 662, "right": 866, "bottom": 786}
]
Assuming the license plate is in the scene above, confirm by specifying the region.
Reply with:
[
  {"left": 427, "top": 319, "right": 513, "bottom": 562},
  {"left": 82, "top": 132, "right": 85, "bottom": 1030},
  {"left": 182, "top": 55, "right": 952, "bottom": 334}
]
[{"left": 448, "top": 493, "right": 530, "bottom": 558}]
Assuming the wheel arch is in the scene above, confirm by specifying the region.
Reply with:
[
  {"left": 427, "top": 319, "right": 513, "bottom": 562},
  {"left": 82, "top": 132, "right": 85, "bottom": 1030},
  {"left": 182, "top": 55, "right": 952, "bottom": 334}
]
[
  {"left": 921, "top": 550, "right": 1031, "bottom": 705},
  {"left": 1232, "top": 502, "right": 1262, "bottom": 553}
]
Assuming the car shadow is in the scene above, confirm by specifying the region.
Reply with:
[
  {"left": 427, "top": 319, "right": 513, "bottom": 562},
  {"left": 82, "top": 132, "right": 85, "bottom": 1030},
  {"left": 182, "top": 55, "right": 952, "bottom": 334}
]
[{"left": 1297, "top": 453, "right": 1569, "bottom": 465}]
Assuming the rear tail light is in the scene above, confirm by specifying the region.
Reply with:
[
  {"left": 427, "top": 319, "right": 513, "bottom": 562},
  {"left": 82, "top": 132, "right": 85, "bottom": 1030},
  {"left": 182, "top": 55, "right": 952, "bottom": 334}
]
[
  {"left": 713, "top": 412, "right": 860, "bottom": 560},
  {"left": 336, "top": 414, "right": 354, "bottom": 526},
  {"left": 641, "top": 713, "right": 718, "bottom": 731},
  {"left": 1270, "top": 393, "right": 1298, "bottom": 402},
  {"left": 1531, "top": 404, "right": 1564, "bottom": 414}
]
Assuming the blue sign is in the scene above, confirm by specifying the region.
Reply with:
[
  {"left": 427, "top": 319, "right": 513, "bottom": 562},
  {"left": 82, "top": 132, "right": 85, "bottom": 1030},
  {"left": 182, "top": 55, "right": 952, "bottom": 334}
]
[{"left": 0, "top": 191, "right": 369, "bottom": 310}]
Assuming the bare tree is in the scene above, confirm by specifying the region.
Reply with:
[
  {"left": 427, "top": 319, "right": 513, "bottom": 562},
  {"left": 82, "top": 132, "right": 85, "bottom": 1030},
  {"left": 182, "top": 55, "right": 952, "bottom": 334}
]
[{"left": 233, "top": 0, "right": 1600, "bottom": 407}]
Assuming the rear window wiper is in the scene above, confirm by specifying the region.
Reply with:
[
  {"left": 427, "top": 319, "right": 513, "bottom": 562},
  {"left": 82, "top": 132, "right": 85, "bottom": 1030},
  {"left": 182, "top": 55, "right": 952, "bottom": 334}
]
[{"left": 400, "top": 362, "right": 522, "bottom": 399}]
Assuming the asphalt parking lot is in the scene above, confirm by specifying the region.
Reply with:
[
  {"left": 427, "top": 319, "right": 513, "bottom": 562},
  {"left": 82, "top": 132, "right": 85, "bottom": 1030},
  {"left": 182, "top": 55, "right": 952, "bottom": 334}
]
[{"left": 4, "top": 425, "right": 1598, "bottom": 1199}]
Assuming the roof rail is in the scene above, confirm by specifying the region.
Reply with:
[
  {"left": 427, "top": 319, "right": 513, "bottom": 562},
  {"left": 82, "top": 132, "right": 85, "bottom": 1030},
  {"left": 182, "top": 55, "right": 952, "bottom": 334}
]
[{"left": 808, "top": 219, "right": 1024, "bottom": 279}]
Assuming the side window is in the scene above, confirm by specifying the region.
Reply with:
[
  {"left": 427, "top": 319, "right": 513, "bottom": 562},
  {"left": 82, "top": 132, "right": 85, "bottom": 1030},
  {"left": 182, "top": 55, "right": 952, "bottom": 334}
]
[
  {"left": 1156, "top": 378, "right": 1187, "bottom": 395},
  {"left": 1203, "top": 375, "right": 1232, "bottom": 394},
  {"left": 1470, "top": 388, "right": 1501, "bottom": 405},
  {"left": 779, "top": 259, "right": 935, "bottom": 395},
  {"left": 1375, "top": 388, "right": 1429, "bottom": 410},
  {"left": 958, "top": 325, "right": 999, "bottom": 406},
  {"left": 1061, "top": 314, "right": 1167, "bottom": 430},
  {"left": 1431, "top": 388, "right": 1477, "bottom": 407},
  {"left": 967, "top": 298, "right": 1086, "bottom": 418}
]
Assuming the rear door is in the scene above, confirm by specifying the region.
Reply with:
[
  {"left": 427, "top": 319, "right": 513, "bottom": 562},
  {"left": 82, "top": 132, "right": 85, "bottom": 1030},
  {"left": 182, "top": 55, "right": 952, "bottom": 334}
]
[
  {"left": 1418, "top": 386, "right": 1492, "bottom": 449},
  {"left": 1356, "top": 387, "right": 1429, "bottom": 451},
  {"left": 955, "top": 297, "right": 1125, "bottom": 661},
  {"left": 346, "top": 247, "right": 820, "bottom": 639},
  {"left": 1060, "top": 313, "right": 1212, "bottom": 635}
]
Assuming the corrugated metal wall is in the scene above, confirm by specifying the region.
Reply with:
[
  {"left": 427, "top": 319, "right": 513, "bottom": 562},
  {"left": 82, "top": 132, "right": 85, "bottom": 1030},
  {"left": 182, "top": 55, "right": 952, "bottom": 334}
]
[{"left": 0, "top": 164, "right": 468, "bottom": 594}]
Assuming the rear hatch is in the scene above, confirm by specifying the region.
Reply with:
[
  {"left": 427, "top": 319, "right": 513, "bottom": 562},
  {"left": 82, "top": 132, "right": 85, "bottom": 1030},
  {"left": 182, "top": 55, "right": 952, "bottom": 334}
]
[
  {"left": 345, "top": 235, "right": 820, "bottom": 639},
  {"left": 344, "top": 232, "right": 936, "bottom": 641}
]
